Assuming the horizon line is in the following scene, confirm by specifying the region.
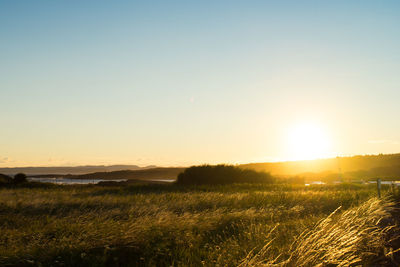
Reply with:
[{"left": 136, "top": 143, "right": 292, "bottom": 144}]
[{"left": 1, "top": 152, "right": 399, "bottom": 169}]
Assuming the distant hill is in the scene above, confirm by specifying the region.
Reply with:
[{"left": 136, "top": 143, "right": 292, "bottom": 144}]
[
  {"left": 67, "top": 167, "right": 185, "bottom": 181},
  {"left": 0, "top": 165, "right": 157, "bottom": 176},
  {"left": 240, "top": 153, "right": 400, "bottom": 180},
  {"left": 3, "top": 153, "right": 400, "bottom": 182}
]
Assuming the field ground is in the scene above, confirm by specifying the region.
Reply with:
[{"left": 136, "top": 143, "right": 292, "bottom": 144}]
[{"left": 0, "top": 183, "right": 398, "bottom": 266}]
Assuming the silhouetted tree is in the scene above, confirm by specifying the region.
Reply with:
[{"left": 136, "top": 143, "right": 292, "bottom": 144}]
[{"left": 13, "top": 173, "right": 27, "bottom": 184}]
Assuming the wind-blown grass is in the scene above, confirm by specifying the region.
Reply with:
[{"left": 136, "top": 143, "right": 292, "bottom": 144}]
[
  {"left": 0, "top": 183, "right": 393, "bottom": 266},
  {"left": 241, "top": 197, "right": 399, "bottom": 266}
]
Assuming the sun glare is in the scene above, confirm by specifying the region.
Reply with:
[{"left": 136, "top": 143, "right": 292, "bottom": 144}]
[{"left": 287, "top": 123, "right": 331, "bottom": 160}]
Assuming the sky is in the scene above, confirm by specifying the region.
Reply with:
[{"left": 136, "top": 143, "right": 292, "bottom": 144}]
[{"left": 1, "top": 0, "right": 400, "bottom": 167}]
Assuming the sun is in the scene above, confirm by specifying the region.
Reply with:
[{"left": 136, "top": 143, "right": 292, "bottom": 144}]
[{"left": 286, "top": 122, "right": 331, "bottom": 160}]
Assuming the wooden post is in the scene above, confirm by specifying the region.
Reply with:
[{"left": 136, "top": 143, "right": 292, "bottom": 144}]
[{"left": 377, "top": 178, "right": 381, "bottom": 198}]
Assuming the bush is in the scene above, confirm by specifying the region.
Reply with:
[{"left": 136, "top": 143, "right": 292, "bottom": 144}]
[
  {"left": 176, "top": 165, "right": 274, "bottom": 185},
  {"left": 0, "top": 174, "right": 13, "bottom": 185},
  {"left": 13, "top": 173, "right": 27, "bottom": 184}
]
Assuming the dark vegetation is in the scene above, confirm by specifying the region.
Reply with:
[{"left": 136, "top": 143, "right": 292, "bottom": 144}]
[
  {"left": 176, "top": 165, "right": 274, "bottom": 185},
  {"left": 0, "top": 173, "right": 12, "bottom": 185},
  {"left": 13, "top": 173, "right": 27, "bottom": 184},
  {"left": 0, "top": 173, "right": 27, "bottom": 185}
]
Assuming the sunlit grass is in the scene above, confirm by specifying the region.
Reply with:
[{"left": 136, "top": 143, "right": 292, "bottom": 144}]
[
  {"left": 0, "top": 183, "right": 390, "bottom": 266},
  {"left": 241, "top": 197, "right": 398, "bottom": 266}
]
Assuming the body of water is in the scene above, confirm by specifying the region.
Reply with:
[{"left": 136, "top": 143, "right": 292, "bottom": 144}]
[
  {"left": 149, "top": 179, "right": 175, "bottom": 183},
  {"left": 27, "top": 178, "right": 399, "bottom": 186},
  {"left": 28, "top": 177, "right": 176, "bottom": 184},
  {"left": 367, "top": 180, "right": 400, "bottom": 185},
  {"left": 28, "top": 177, "right": 128, "bottom": 184},
  {"left": 305, "top": 180, "right": 400, "bottom": 186}
]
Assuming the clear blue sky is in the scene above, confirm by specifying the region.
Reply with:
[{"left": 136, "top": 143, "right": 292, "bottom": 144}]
[{"left": 1, "top": 1, "right": 400, "bottom": 167}]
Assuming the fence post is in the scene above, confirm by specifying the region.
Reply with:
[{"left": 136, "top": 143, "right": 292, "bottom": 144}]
[{"left": 377, "top": 178, "right": 381, "bottom": 198}]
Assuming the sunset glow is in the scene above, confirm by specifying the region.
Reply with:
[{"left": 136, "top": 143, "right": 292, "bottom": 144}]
[
  {"left": 2, "top": 2, "right": 400, "bottom": 266},
  {"left": 1, "top": 1, "right": 400, "bottom": 167},
  {"left": 287, "top": 123, "right": 331, "bottom": 160}
]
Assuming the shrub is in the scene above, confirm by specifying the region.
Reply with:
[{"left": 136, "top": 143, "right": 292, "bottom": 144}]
[
  {"left": 176, "top": 165, "right": 274, "bottom": 185},
  {"left": 13, "top": 173, "right": 27, "bottom": 184},
  {"left": 0, "top": 174, "right": 13, "bottom": 185}
]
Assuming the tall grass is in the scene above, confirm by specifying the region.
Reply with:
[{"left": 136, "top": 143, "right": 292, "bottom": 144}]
[
  {"left": 241, "top": 197, "right": 399, "bottom": 266},
  {"left": 0, "top": 183, "right": 392, "bottom": 266}
]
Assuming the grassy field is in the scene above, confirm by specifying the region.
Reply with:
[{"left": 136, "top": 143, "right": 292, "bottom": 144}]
[{"left": 0, "top": 182, "right": 396, "bottom": 266}]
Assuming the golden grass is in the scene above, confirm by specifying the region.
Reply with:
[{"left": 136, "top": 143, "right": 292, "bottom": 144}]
[
  {"left": 240, "top": 197, "right": 399, "bottom": 266},
  {"left": 0, "top": 183, "right": 394, "bottom": 266}
]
